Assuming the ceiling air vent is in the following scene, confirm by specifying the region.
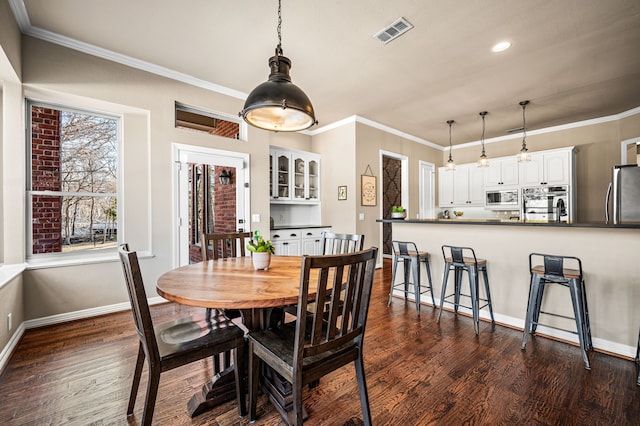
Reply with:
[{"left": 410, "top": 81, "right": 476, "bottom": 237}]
[{"left": 373, "top": 17, "right": 414, "bottom": 44}]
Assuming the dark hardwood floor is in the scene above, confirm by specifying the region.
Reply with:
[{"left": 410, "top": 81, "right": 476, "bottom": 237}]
[{"left": 1, "top": 260, "right": 638, "bottom": 425}]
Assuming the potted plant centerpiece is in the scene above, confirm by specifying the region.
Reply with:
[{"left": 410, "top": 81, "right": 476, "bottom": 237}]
[
  {"left": 247, "top": 230, "right": 275, "bottom": 270},
  {"left": 391, "top": 205, "right": 407, "bottom": 219}
]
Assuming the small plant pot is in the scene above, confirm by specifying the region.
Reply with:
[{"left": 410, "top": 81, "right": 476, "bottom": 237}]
[
  {"left": 391, "top": 211, "right": 406, "bottom": 220},
  {"left": 252, "top": 252, "right": 271, "bottom": 270}
]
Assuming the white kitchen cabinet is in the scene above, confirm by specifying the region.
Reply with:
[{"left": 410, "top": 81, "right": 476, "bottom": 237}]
[
  {"left": 300, "top": 228, "right": 327, "bottom": 255},
  {"left": 438, "top": 167, "right": 455, "bottom": 206},
  {"left": 438, "top": 164, "right": 484, "bottom": 207},
  {"left": 485, "top": 157, "right": 519, "bottom": 188},
  {"left": 271, "top": 227, "right": 330, "bottom": 256},
  {"left": 270, "top": 229, "right": 302, "bottom": 255},
  {"left": 291, "top": 153, "right": 321, "bottom": 202},
  {"left": 270, "top": 149, "right": 292, "bottom": 201},
  {"left": 519, "top": 149, "right": 571, "bottom": 186},
  {"left": 271, "top": 147, "right": 321, "bottom": 203}
]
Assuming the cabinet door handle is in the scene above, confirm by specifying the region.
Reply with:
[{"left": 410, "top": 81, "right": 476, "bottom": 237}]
[
  {"left": 283, "top": 242, "right": 289, "bottom": 245},
  {"left": 290, "top": 233, "right": 298, "bottom": 237},
  {"left": 306, "top": 232, "right": 313, "bottom": 236},
  {"left": 273, "top": 234, "right": 281, "bottom": 238}
]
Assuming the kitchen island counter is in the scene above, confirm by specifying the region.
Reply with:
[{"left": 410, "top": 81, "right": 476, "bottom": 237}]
[
  {"left": 382, "top": 218, "right": 639, "bottom": 359},
  {"left": 377, "top": 218, "right": 640, "bottom": 229}
]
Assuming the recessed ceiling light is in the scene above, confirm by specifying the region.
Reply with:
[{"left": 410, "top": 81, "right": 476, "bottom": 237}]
[{"left": 492, "top": 41, "right": 511, "bottom": 52}]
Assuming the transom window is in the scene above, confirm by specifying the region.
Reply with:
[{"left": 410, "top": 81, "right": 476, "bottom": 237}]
[
  {"left": 27, "top": 100, "right": 119, "bottom": 256},
  {"left": 175, "top": 102, "right": 243, "bottom": 140}
]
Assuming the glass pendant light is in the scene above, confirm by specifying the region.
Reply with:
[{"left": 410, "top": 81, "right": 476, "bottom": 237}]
[
  {"left": 446, "top": 120, "right": 456, "bottom": 171},
  {"left": 240, "top": 0, "right": 317, "bottom": 132},
  {"left": 517, "top": 100, "right": 531, "bottom": 162},
  {"left": 478, "top": 111, "right": 489, "bottom": 167}
]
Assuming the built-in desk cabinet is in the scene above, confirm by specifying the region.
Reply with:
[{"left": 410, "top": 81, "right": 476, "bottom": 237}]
[
  {"left": 270, "top": 227, "right": 330, "bottom": 255},
  {"left": 270, "top": 147, "right": 321, "bottom": 203}
]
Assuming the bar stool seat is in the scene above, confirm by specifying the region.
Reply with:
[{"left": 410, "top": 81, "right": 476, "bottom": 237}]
[
  {"left": 437, "top": 245, "right": 495, "bottom": 335},
  {"left": 388, "top": 241, "right": 434, "bottom": 314},
  {"left": 521, "top": 253, "right": 592, "bottom": 370}
]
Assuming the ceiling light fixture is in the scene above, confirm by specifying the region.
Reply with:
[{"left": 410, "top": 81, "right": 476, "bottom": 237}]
[
  {"left": 492, "top": 41, "right": 511, "bottom": 52},
  {"left": 239, "top": 0, "right": 317, "bottom": 132},
  {"left": 478, "top": 111, "right": 489, "bottom": 168},
  {"left": 518, "top": 100, "right": 531, "bottom": 162},
  {"left": 446, "top": 120, "right": 456, "bottom": 171}
]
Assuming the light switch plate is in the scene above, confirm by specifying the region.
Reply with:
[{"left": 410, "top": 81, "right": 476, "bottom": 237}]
[
  {"left": 359, "top": 213, "right": 365, "bottom": 220},
  {"left": 251, "top": 214, "right": 261, "bottom": 223}
]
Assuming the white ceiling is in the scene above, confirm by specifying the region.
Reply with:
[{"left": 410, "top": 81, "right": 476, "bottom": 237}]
[{"left": 13, "top": 0, "right": 640, "bottom": 147}]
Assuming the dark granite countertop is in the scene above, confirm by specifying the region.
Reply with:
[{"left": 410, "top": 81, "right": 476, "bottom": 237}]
[
  {"left": 376, "top": 218, "right": 640, "bottom": 229},
  {"left": 270, "top": 225, "right": 331, "bottom": 231}
]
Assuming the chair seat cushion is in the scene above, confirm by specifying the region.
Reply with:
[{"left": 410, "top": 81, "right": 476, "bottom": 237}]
[{"left": 156, "top": 313, "right": 244, "bottom": 363}]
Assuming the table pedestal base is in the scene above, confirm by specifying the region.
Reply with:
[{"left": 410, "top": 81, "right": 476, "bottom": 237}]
[
  {"left": 261, "top": 366, "right": 308, "bottom": 423},
  {"left": 187, "top": 365, "right": 237, "bottom": 417}
]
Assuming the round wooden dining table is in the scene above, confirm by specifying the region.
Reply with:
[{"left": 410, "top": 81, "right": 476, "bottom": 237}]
[{"left": 156, "top": 255, "right": 312, "bottom": 420}]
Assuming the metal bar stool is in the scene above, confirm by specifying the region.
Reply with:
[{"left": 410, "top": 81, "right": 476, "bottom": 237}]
[
  {"left": 521, "top": 253, "right": 592, "bottom": 370},
  {"left": 388, "top": 241, "right": 434, "bottom": 314},
  {"left": 437, "top": 245, "right": 495, "bottom": 335}
]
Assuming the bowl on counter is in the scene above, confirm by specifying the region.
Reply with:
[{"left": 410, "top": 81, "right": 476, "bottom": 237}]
[{"left": 453, "top": 211, "right": 464, "bottom": 218}]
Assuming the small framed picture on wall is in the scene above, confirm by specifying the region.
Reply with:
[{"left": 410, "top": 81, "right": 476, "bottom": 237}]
[{"left": 338, "top": 185, "right": 347, "bottom": 200}]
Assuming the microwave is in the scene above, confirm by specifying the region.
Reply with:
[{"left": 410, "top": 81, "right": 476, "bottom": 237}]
[{"left": 486, "top": 189, "right": 519, "bottom": 209}]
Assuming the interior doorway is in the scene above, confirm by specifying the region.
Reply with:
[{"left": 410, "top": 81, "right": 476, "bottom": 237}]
[
  {"left": 419, "top": 161, "right": 435, "bottom": 219},
  {"left": 380, "top": 151, "right": 408, "bottom": 257},
  {"left": 173, "top": 144, "right": 249, "bottom": 266}
]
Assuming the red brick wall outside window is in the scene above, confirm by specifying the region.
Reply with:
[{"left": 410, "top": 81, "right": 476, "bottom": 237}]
[{"left": 31, "top": 107, "right": 62, "bottom": 253}]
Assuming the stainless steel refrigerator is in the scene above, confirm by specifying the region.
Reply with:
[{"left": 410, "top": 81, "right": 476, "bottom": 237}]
[{"left": 605, "top": 164, "right": 640, "bottom": 223}]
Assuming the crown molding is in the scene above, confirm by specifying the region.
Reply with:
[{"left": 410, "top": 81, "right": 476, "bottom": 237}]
[
  {"left": 11, "top": 1, "right": 247, "bottom": 101},
  {"left": 10, "top": 0, "right": 640, "bottom": 151}
]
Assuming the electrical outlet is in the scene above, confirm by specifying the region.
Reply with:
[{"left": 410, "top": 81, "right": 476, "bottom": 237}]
[{"left": 7, "top": 313, "right": 12, "bottom": 332}]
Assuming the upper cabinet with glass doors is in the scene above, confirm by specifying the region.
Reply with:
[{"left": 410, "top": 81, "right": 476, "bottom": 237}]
[
  {"left": 270, "top": 147, "right": 321, "bottom": 203},
  {"left": 270, "top": 149, "right": 292, "bottom": 200}
]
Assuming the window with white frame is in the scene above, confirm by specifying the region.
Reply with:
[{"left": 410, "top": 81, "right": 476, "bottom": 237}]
[{"left": 27, "top": 100, "right": 119, "bottom": 256}]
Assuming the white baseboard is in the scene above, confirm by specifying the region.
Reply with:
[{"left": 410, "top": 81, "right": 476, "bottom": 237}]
[
  {"left": 0, "top": 296, "right": 166, "bottom": 373},
  {"left": 0, "top": 322, "right": 26, "bottom": 374},
  {"left": 391, "top": 291, "right": 636, "bottom": 359}
]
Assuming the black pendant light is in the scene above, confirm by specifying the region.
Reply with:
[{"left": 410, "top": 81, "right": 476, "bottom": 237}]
[
  {"left": 478, "top": 111, "right": 489, "bottom": 168},
  {"left": 239, "top": 0, "right": 317, "bottom": 132},
  {"left": 518, "top": 100, "right": 531, "bottom": 162},
  {"left": 446, "top": 120, "right": 456, "bottom": 171}
]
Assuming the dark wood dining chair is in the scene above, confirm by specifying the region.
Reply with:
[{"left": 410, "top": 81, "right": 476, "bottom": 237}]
[
  {"left": 118, "top": 244, "right": 246, "bottom": 426},
  {"left": 201, "top": 231, "right": 252, "bottom": 261},
  {"left": 248, "top": 247, "right": 378, "bottom": 426},
  {"left": 201, "top": 232, "right": 252, "bottom": 371},
  {"left": 320, "top": 232, "right": 364, "bottom": 254}
]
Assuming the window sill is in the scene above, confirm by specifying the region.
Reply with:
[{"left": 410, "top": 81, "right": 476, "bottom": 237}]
[
  {"left": 26, "top": 250, "right": 154, "bottom": 270},
  {"left": 0, "top": 264, "right": 27, "bottom": 290}
]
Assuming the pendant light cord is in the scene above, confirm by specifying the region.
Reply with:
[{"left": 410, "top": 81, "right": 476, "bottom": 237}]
[
  {"left": 448, "top": 121, "right": 453, "bottom": 160},
  {"left": 521, "top": 101, "right": 528, "bottom": 150},
  {"left": 276, "top": 0, "right": 283, "bottom": 56},
  {"left": 480, "top": 113, "right": 486, "bottom": 156}
]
